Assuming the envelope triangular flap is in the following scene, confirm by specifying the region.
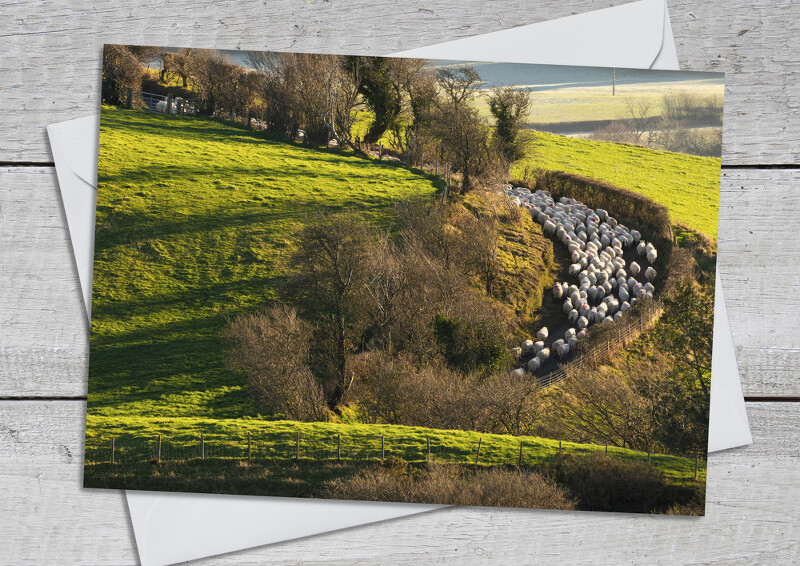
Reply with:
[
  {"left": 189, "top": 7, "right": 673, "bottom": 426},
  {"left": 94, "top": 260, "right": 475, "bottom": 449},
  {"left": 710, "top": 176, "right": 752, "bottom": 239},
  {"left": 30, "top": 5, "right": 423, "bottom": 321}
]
[{"left": 392, "top": 0, "right": 666, "bottom": 70}]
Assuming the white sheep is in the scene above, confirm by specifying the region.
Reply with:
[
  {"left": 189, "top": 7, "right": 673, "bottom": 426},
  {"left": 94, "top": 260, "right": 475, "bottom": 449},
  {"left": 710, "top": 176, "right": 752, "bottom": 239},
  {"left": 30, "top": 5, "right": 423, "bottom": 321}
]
[
  {"left": 511, "top": 346, "right": 522, "bottom": 360},
  {"left": 522, "top": 339, "right": 535, "bottom": 355},
  {"left": 536, "top": 347, "right": 550, "bottom": 362},
  {"left": 511, "top": 367, "right": 525, "bottom": 378},
  {"left": 534, "top": 340, "right": 545, "bottom": 354},
  {"left": 536, "top": 327, "right": 549, "bottom": 341},
  {"left": 568, "top": 336, "right": 578, "bottom": 349},
  {"left": 645, "top": 266, "right": 656, "bottom": 281},
  {"left": 527, "top": 357, "right": 541, "bottom": 372},
  {"left": 577, "top": 316, "right": 589, "bottom": 330},
  {"left": 565, "top": 328, "right": 576, "bottom": 341},
  {"left": 502, "top": 185, "right": 651, "bottom": 335}
]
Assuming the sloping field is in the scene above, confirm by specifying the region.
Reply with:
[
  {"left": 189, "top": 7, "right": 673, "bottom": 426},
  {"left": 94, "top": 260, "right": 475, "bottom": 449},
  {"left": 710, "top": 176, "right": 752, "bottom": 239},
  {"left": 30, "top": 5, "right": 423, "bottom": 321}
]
[
  {"left": 90, "top": 107, "right": 441, "bottom": 420},
  {"left": 513, "top": 131, "right": 721, "bottom": 237}
]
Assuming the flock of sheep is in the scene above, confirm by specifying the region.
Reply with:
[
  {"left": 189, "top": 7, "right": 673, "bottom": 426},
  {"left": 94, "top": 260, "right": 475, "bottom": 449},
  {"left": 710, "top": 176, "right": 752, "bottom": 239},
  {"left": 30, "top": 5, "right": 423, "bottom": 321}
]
[{"left": 504, "top": 185, "right": 658, "bottom": 377}]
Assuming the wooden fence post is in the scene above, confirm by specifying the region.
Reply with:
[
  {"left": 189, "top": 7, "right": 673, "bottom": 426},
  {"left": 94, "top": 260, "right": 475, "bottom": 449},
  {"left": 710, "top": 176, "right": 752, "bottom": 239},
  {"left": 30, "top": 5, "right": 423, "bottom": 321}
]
[
  {"left": 647, "top": 450, "right": 651, "bottom": 466},
  {"left": 126, "top": 88, "right": 133, "bottom": 109},
  {"left": 378, "top": 141, "right": 383, "bottom": 160},
  {"left": 475, "top": 438, "right": 482, "bottom": 465},
  {"left": 200, "top": 433, "right": 204, "bottom": 460},
  {"left": 111, "top": 437, "right": 115, "bottom": 464},
  {"left": 166, "top": 95, "right": 173, "bottom": 115},
  {"left": 444, "top": 164, "right": 450, "bottom": 200},
  {"left": 296, "top": 432, "right": 300, "bottom": 461},
  {"left": 247, "top": 432, "right": 251, "bottom": 461},
  {"left": 605, "top": 442, "right": 608, "bottom": 456},
  {"left": 337, "top": 434, "right": 341, "bottom": 461},
  {"left": 427, "top": 436, "right": 431, "bottom": 462},
  {"left": 381, "top": 435, "right": 385, "bottom": 463},
  {"left": 559, "top": 441, "right": 562, "bottom": 453},
  {"left": 694, "top": 454, "right": 699, "bottom": 480},
  {"left": 157, "top": 434, "right": 161, "bottom": 463},
  {"left": 518, "top": 441, "right": 524, "bottom": 466}
]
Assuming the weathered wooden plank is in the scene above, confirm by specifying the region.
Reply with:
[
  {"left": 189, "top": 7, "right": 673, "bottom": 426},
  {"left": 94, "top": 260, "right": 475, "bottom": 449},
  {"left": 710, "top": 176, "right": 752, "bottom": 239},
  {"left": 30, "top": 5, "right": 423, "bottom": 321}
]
[
  {"left": 2, "top": 166, "right": 798, "bottom": 397},
  {"left": 0, "top": 400, "right": 797, "bottom": 564},
  {"left": 0, "top": 0, "right": 798, "bottom": 164}
]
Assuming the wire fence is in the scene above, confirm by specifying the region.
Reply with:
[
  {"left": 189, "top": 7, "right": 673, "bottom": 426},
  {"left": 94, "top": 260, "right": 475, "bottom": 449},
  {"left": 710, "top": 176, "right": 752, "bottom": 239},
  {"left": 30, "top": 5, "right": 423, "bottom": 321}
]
[
  {"left": 127, "top": 89, "right": 198, "bottom": 115},
  {"left": 85, "top": 430, "right": 703, "bottom": 481},
  {"left": 537, "top": 299, "right": 663, "bottom": 388}
]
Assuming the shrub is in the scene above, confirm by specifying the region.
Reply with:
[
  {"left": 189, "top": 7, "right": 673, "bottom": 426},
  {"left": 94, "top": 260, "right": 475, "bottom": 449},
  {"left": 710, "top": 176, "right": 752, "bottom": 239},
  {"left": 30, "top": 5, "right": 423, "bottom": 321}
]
[
  {"left": 327, "top": 462, "right": 577, "bottom": 510},
  {"left": 544, "top": 453, "right": 703, "bottom": 514},
  {"left": 525, "top": 170, "right": 673, "bottom": 246},
  {"left": 224, "top": 305, "right": 328, "bottom": 421},
  {"left": 434, "top": 312, "right": 512, "bottom": 374}
]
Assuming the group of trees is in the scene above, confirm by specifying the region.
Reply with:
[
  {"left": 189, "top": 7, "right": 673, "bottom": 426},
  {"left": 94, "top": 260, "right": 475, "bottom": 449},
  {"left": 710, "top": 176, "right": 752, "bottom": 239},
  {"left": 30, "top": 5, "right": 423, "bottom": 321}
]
[
  {"left": 543, "top": 280, "right": 713, "bottom": 456},
  {"left": 225, "top": 189, "right": 713, "bottom": 456},
  {"left": 591, "top": 91, "right": 724, "bottom": 157},
  {"left": 225, "top": 197, "right": 526, "bottom": 424},
  {"left": 103, "top": 46, "right": 533, "bottom": 193}
]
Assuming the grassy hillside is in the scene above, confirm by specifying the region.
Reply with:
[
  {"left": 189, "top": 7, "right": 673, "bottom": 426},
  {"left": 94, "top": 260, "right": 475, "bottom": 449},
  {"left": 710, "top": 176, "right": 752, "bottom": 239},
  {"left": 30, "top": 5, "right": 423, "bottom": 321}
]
[
  {"left": 90, "top": 107, "right": 441, "bottom": 421},
  {"left": 84, "top": 416, "right": 705, "bottom": 486},
  {"left": 513, "top": 131, "right": 721, "bottom": 237}
]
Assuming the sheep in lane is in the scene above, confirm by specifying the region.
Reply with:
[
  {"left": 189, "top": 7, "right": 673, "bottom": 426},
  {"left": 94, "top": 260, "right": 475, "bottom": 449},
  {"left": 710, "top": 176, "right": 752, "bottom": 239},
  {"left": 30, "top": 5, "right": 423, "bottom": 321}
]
[
  {"left": 645, "top": 266, "right": 656, "bottom": 281},
  {"left": 536, "top": 327, "right": 549, "bottom": 341}
]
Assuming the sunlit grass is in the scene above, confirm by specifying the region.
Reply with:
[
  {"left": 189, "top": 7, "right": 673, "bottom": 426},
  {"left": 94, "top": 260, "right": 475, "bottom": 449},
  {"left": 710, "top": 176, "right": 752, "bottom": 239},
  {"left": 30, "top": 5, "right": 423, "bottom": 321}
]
[
  {"left": 513, "top": 131, "right": 721, "bottom": 237},
  {"left": 90, "top": 107, "right": 441, "bottom": 421}
]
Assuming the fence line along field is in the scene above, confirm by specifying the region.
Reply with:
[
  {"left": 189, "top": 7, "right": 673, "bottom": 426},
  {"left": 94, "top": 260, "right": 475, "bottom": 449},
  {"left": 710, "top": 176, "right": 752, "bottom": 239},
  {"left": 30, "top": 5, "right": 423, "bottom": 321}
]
[
  {"left": 89, "top": 49, "right": 718, "bottom": 514},
  {"left": 84, "top": 420, "right": 705, "bottom": 484}
]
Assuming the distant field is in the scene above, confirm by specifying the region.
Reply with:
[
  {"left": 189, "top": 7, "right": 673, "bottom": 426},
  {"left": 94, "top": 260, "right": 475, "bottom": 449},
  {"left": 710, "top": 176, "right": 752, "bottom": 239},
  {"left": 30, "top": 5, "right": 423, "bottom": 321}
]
[
  {"left": 91, "top": 107, "right": 440, "bottom": 421},
  {"left": 513, "top": 131, "right": 721, "bottom": 237},
  {"left": 475, "top": 80, "right": 724, "bottom": 125}
]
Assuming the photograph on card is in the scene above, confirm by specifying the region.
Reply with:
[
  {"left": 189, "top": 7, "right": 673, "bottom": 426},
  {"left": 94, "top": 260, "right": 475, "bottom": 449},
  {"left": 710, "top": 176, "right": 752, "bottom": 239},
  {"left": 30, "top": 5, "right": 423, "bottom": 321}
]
[{"left": 85, "top": 44, "right": 723, "bottom": 515}]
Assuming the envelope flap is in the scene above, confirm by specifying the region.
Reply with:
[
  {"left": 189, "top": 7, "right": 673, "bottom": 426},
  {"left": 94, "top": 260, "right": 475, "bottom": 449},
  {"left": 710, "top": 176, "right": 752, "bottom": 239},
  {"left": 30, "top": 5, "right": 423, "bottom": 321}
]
[
  {"left": 392, "top": 0, "right": 667, "bottom": 70},
  {"left": 49, "top": 114, "right": 99, "bottom": 187}
]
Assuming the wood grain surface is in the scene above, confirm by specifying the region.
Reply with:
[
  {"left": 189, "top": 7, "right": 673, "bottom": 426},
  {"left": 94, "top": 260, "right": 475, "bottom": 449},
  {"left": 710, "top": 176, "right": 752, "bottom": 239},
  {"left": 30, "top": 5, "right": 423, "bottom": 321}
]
[{"left": 1, "top": 0, "right": 798, "bottom": 564}]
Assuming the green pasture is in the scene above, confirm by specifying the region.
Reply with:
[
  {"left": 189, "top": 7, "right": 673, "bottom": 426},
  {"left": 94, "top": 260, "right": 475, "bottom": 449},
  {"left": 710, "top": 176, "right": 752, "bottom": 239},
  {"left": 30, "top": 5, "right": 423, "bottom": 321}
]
[
  {"left": 84, "top": 415, "right": 705, "bottom": 485},
  {"left": 513, "top": 131, "right": 721, "bottom": 237},
  {"left": 90, "top": 107, "right": 440, "bottom": 421}
]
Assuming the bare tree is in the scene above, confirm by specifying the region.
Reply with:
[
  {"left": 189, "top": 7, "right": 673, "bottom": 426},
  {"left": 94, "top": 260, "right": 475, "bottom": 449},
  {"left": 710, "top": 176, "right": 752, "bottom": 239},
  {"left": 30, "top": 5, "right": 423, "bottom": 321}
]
[
  {"left": 285, "top": 213, "right": 375, "bottom": 407},
  {"left": 102, "top": 45, "right": 145, "bottom": 105},
  {"left": 625, "top": 99, "right": 654, "bottom": 146},
  {"left": 224, "top": 305, "right": 328, "bottom": 421},
  {"left": 431, "top": 66, "right": 504, "bottom": 193}
]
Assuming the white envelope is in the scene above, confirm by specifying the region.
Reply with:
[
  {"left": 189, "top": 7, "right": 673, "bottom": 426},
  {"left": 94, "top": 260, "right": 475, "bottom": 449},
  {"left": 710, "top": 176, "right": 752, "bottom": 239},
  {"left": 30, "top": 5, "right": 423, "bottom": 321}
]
[{"left": 48, "top": 1, "right": 750, "bottom": 564}]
